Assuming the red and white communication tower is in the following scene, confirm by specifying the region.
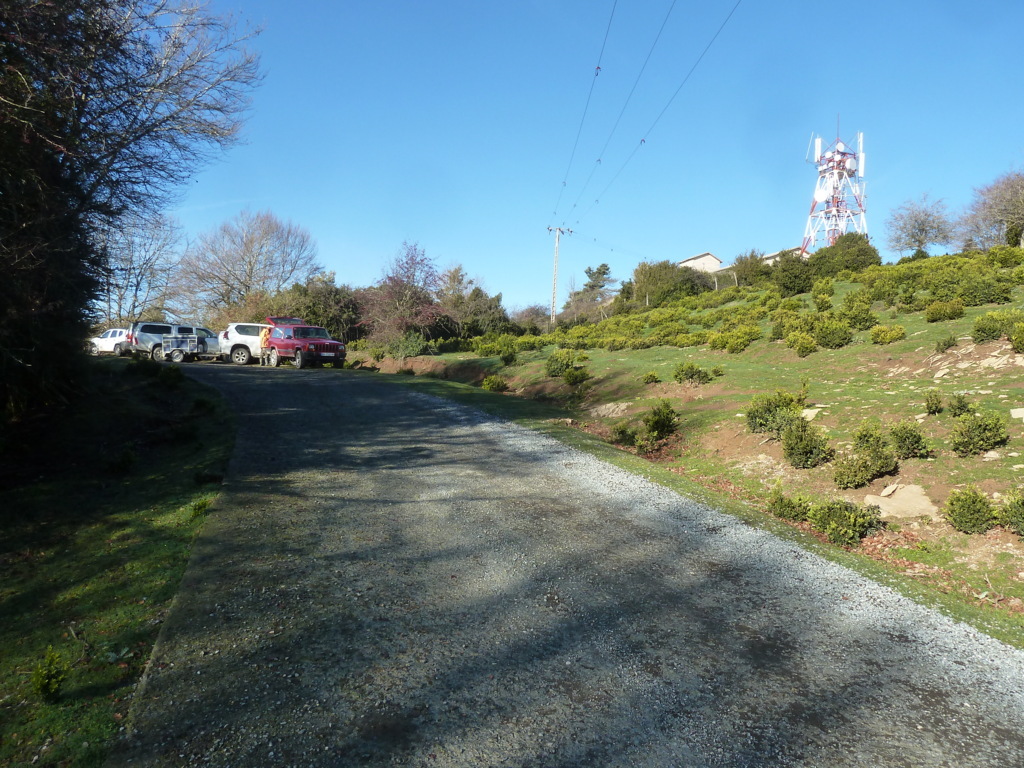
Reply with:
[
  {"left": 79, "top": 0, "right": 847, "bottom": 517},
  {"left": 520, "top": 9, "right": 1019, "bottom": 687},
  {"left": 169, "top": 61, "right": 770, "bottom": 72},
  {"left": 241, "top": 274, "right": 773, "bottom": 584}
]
[{"left": 800, "top": 132, "right": 867, "bottom": 254}]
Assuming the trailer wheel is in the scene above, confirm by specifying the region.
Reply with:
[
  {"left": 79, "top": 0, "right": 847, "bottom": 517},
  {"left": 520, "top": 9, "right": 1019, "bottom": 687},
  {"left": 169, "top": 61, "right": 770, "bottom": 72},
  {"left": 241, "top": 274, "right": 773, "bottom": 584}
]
[{"left": 169, "top": 349, "right": 185, "bottom": 363}]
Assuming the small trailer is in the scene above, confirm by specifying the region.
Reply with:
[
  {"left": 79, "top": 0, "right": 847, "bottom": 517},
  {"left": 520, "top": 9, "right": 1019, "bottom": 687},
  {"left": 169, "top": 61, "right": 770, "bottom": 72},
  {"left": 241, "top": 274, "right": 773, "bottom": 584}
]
[{"left": 161, "top": 334, "right": 219, "bottom": 363}]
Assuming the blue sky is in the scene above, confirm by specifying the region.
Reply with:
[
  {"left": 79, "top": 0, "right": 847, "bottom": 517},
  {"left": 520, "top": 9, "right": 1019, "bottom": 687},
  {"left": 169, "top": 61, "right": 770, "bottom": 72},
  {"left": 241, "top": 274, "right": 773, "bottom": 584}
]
[{"left": 171, "top": 1, "right": 1024, "bottom": 312}]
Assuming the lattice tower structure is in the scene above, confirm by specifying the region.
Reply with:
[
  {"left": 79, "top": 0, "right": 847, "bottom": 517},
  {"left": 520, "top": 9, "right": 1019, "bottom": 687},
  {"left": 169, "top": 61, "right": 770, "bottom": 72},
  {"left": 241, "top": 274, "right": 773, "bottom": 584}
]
[{"left": 801, "top": 133, "right": 867, "bottom": 254}]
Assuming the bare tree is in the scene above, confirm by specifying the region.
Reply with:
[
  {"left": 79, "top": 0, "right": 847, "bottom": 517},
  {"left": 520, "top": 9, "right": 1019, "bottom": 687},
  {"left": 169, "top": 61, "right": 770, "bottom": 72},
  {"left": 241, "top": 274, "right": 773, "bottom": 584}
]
[
  {"left": 960, "top": 172, "right": 1024, "bottom": 249},
  {"left": 97, "top": 214, "right": 182, "bottom": 324},
  {"left": 172, "top": 210, "right": 322, "bottom": 317},
  {"left": 359, "top": 242, "right": 446, "bottom": 343},
  {"left": 1, "top": 0, "right": 261, "bottom": 421},
  {"left": 885, "top": 194, "right": 954, "bottom": 256}
]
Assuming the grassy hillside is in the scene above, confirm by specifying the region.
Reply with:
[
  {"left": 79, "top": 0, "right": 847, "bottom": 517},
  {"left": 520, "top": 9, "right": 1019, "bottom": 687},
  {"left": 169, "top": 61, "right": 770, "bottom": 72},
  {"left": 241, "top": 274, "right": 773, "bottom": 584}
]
[{"left": 361, "top": 253, "right": 1024, "bottom": 648}]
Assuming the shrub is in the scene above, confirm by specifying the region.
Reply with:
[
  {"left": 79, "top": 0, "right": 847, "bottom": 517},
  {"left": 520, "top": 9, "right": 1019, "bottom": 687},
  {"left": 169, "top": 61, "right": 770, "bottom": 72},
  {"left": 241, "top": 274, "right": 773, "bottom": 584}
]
[
  {"left": 545, "top": 348, "right": 583, "bottom": 377},
  {"left": 949, "top": 412, "right": 1009, "bottom": 457},
  {"left": 781, "top": 418, "right": 834, "bottom": 469},
  {"left": 32, "top": 646, "right": 70, "bottom": 703},
  {"left": 1000, "top": 490, "right": 1024, "bottom": 536},
  {"left": 934, "top": 334, "right": 958, "bottom": 353},
  {"left": 832, "top": 453, "right": 878, "bottom": 489},
  {"left": 641, "top": 370, "right": 660, "bottom": 384},
  {"left": 807, "top": 500, "right": 881, "bottom": 546},
  {"left": 766, "top": 486, "right": 810, "bottom": 522},
  {"left": 673, "top": 361, "right": 712, "bottom": 385},
  {"left": 944, "top": 486, "right": 996, "bottom": 534},
  {"left": 924, "top": 298, "right": 965, "bottom": 322},
  {"left": 609, "top": 421, "right": 638, "bottom": 447},
  {"left": 514, "top": 335, "right": 545, "bottom": 352},
  {"left": 711, "top": 365, "right": 725, "bottom": 377},
  {"left": 642, "top": 399, "right": 679, "bottom": 441},
  {"left": 925, "top": 389, "right": 943, "bottom": 415},
  {"left": 746, "top": 389, "right": 804, "bottom": 437},
  {"left": 972, "top": 313, "right": 1004, "bottom": 343},
  {"left": 785, "top": 331, "right": 817, "bottom": 357},
  {"left": 839, "top": 302, "right": 879, "bottom": 331},
  {"left": 812, "top": 278, "right": 834, "bottom": 297},
  {"left": 870, "top": 324, "right": 906, "bottom": 344},
  {"left": 947, "top": 392, "right": 973, "bottom": 418},
  {"left": 1011, "top": 323, "right": 1024, "bottom": 354},
  {"left": 814, "top": 317, "right": 854, "bottom": 349},
  {"left": 481, "top": 375, "right": 509, "bottom": 392},
  {"left": 813, "top": 294, "right": 833, "bottom": 312},
  {"left": 562, "top": 366, "right": 591, "bottom": 386},
  {"left": 499, "top": 348, "right": 517, "bottom": 366},
  {"left": 889, "top": 421, "right": 930, "bottom": 459}
]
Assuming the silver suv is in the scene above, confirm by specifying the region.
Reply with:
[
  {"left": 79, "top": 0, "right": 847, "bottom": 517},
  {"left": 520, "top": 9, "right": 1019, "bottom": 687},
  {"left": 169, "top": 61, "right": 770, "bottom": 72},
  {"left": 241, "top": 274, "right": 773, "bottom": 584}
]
[
  {"left": 126, "top": 321, "right": 220, "bottom": 362},
  {"left": 220, "top": 322, "right": 271, "bottom": 365}
]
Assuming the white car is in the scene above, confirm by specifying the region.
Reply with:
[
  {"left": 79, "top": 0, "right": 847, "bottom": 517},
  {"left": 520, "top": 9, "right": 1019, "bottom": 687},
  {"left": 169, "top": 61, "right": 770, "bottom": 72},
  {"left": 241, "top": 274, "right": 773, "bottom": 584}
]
[
  {"left": 220, "top": 322, "right": 272, "bottom": 365},
  {"left": 88, "top": 328, "right": 128, "bottom": 356}
]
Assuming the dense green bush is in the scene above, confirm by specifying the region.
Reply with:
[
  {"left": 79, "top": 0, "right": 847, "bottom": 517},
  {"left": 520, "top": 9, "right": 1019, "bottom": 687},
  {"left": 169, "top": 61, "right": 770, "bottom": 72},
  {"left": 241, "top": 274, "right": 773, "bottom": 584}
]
[
  {"left": 673, "top": 361, "right": 713, "bottom": 385},
  {"left": 1000, "top": 490, "right": 1024, "bottom": 536},
  {"left": 1011, "top": 323, "right": 1024, "bottom": 354},
  {"left": 562, "top": 366, "right": 591, "bottom": 386},
  {"left": 889, "top": 421, "right": 930, "bottom": 459},
  {"left": 814, "top": 317, "right": 854, "bottom": 349},
  {"left": 839, "top": 301, "right": 879, "bottom": 331},
  {"left": 813, "top": 294, "right": 833, "bottom": 313},
  {"left": 944, "top": 486, "right": 996, "bottom": 534},
  {"left": 785, "top": 331, "right": 817, "bottom": 357},
  {"left": 924, "top": 298, "right": 965, "bottom": 322},
  {"left": 807, "top": 500, "right": 881, "bottom": 546},
  {"left": 609, "top": 421, "right": 638, "bottom": 446},
  {"left": 642, "top": 399, "right": 679, "bottom": 440},
  {"left": 514, "top": 335, "right": 545, "bottom": 351},
  {"left": 925, "top": 389, "right": 943, "bottom": 415},
  {"left": 766, "top": 486, "right": 810, "bottom": 522},
  {"left": 641, "top": 370, "right": 660, "bottom": 384},
  {"left": 972, "top": 314, "right": 1004, "bottom": 343},
  {"left": 832, "top": 453, "right": 878, "bottom": 489},
  {"left": 869, "top": 324, "right": 906, "bottom": 344},
  {"left": 746, "top": 389, "right": 804, "bottom": 436},
  {"left": 781, "top": 418, "right": 834, "bottom": 469},
  {"left": 545, "top": 348, "right": 584, "bottom": 377},
  {"left": 947, "top": 392, "right": 973, "bottom": 418},
  {"left": 949, "top": 412, "right": 1009, "bottom": 456},
  {"left": 481, "top": 375, "right": 509, "bottom": 392}
]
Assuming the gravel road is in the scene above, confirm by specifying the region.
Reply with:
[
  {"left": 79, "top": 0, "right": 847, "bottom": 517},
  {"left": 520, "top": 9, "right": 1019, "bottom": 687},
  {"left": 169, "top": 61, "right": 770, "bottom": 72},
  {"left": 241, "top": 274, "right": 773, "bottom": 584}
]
[{"left": 108, "top": 365, "right": 1024, "bottom": 767}]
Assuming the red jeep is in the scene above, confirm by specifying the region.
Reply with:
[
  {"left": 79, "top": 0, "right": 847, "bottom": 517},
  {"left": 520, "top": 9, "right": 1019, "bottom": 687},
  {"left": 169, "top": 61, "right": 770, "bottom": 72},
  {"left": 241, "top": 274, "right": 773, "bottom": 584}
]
[{"left": 264, "top": 317, "right": 346, "bottom": 369}]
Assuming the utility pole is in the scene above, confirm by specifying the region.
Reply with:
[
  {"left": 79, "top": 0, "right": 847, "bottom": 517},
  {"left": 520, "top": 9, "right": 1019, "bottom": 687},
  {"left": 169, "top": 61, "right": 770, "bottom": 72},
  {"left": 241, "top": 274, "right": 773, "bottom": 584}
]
[{"left": 547, "top": 226, "right": 571, "bottom": 328}]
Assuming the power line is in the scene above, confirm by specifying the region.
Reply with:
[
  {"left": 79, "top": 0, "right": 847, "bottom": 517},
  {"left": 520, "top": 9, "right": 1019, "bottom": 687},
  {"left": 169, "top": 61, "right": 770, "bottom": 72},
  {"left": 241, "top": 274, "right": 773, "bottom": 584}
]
[
  {"left": 574, "top": 0, "right": 744, "bottom": 226},
  {"left": 563, "top": 0, "right": 679, "bottom": 224},
  {"left": 549, "top": 0, "right": 618, "bottom": 226}
]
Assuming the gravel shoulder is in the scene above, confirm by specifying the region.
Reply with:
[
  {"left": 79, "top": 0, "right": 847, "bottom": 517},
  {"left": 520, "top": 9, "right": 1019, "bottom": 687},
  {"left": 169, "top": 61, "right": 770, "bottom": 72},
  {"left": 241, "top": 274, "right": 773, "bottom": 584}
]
[{"left": 108, "top": 366, "right": 1024, "bottom": 767}]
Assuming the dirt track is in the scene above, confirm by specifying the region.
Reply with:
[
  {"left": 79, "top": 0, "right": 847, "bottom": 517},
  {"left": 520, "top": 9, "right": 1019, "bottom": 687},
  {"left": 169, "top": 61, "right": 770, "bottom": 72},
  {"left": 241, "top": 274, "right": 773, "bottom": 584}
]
[{"left": 108, "top": 365, "right": 1024, "bottom": 767}]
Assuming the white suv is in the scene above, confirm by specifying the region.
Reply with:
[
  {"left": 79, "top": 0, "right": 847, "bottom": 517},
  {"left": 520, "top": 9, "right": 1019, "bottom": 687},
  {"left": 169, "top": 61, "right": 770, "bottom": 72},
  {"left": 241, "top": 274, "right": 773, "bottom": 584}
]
[{"left": 220, "top": 323, "right": 271, "bottom": 365}]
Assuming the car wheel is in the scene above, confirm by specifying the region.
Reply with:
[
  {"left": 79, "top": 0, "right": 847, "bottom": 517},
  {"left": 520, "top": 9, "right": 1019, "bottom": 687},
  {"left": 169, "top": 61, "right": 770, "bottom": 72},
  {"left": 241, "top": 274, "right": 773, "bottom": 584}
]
[
  {"left": 114, "top": 342, "right": 126, "bottom": 357},
  {"left": 294, "top": 349, "right": 306, "bottom": 369},
  {"left": 334, "top": 358, "right": 346, "bottom": 369},
  {"left": 231, "top": 346, "right": 251, "bottom": 365},
  {"left": 169, "top": 349, "right": 185, "bottom": 363},
  {"left": 151, "top": 345, "right": 164, "bottom": 362},
  {"left": 269, "top": 348, "right": 280, "bottom": 367},
  {"left": 89, "top": 342, "right": 99, "bottom": 356}
]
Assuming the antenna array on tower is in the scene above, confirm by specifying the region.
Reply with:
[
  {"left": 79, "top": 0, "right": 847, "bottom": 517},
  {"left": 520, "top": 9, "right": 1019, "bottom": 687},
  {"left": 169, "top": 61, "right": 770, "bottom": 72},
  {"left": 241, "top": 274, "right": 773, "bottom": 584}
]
[{"left": 800, "top": 132, "right": 867, "bottom": 253}]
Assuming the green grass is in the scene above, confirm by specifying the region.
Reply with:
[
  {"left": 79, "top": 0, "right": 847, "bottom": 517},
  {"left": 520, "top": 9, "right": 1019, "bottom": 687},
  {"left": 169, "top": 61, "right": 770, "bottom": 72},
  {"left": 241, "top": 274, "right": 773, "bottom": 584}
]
[
  {"left": 365, "top": 282, "right": 1024, "bottom": 648},
  {"left": 0, "top": 357, "right": 232, "bottom": 766}
]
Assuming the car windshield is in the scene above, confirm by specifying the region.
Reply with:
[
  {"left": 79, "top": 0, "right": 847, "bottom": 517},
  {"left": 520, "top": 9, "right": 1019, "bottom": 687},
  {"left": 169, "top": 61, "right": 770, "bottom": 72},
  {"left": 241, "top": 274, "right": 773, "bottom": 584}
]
[{"left": 293, "top": 327, "right": 330, "bottom": 339}]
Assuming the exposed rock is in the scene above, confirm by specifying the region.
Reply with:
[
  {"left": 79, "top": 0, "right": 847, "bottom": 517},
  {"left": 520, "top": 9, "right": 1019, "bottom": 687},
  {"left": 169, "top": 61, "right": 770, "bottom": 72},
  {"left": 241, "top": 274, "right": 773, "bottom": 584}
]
[{"left": 864, "top": 484, "right": 940, "bottom": 521}]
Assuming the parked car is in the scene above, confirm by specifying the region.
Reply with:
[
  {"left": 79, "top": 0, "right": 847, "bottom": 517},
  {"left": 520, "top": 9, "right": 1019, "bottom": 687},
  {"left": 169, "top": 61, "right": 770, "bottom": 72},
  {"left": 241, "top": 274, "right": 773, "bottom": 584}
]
[
  {"left": 88, "top": 328, "right": 128, "bottom": 356},
  {"left": 264, "top": 316, "right": 346, "bottom": 368},
  {"left": 126, "top": 321, "right": 221, "bottom": 362},
  {"left": 220, "top": 322, "right": 272, "bottom": 365}
]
